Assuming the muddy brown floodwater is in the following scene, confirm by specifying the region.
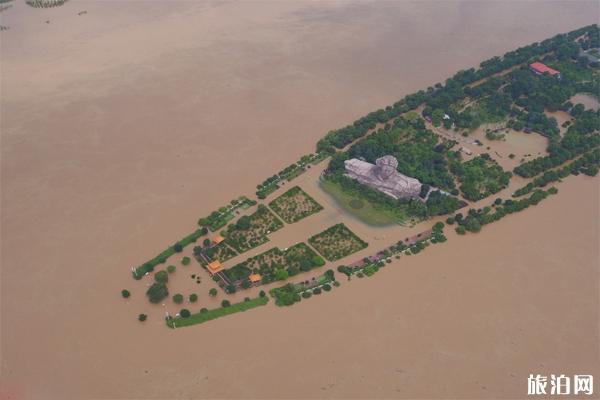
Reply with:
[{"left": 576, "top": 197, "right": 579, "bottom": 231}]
[{"left": 1, "top": 1, "right": 599, "bottom": 399}]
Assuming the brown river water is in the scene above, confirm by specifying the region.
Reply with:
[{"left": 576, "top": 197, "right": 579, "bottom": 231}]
[{"left": 1, "top": 1, "right": 598, "bottom": 399}]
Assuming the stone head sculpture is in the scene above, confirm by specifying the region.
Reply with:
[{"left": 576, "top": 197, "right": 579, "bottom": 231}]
[{"left": 375, "top": 155, "right": 398, "bottom": 181}]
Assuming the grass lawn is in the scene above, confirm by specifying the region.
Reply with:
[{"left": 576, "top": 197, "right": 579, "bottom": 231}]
[
  {"left": 166, "top": 296, "right": 269, "bottom": 328},
  {"left": 319, "top": 178, "right": 407, "bottom": 226}
]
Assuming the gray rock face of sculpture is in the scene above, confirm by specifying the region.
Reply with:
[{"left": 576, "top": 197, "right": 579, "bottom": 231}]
[{"left": 344, "top": 155, "right": 422, "bottom": 200}]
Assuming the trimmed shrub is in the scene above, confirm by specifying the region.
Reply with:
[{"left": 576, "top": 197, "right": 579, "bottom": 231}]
[
  {"left": 221, "top": 300, "right": 231, "bottom": 308},
  {"left": 181, "top": 256, "right": 191, "bottom": 265},
  {"left": 154, "top": 270, "right": 168, "bottom": 283},
  {"left": 138, "top": 314, "right": 147, "bottom": 322},
  {"left": 312, "top": 287, "right": 322, "bottom": 295},
  {"left": 121, "top": 289, "right": 130, "bottom": 298},
  {"left": 324, "top": 269, "right": 335, "bottom": 281},
  {"left": 146, "top": 283, "right": 168, "bottom": 303},
  {"left": 167, "top": 265, "right": 176, "bottom": 274},
  {"left": 180, "top": 309, "right": 191, "bottom": 318},
  {"left": 189, "top": 293, "right": 198, "bottom": 303},
  {"left": 302, "top": 291, "right": 312, "bottom": 299},
  {"left": 172, "top": 294, "right": 184, "bottom": 304},
  {"left": 322, "top": 284, "right": 332, "bottom": 292}
]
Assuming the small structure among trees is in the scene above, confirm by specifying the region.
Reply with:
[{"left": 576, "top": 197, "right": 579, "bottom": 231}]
[{"left": 529, "top": 62, "right": 561, "bottom": 78}]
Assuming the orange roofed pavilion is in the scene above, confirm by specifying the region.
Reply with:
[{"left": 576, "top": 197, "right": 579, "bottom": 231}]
[
  {"left": 248, "top": 274, "right": 262, "bottom": 283},
  {"left": 213, "top": 235, "right": 225, "bottom": 244},
  {"left": 530, "top": 62, "right": 560, "bottom": 77},
  {"left": 207, "top": 261, "right": 223, "bottom": 274}
]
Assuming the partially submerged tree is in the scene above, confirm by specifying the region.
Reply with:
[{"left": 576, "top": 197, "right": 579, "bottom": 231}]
[{"left": 146, "top": 283, "right": 168, "bottom": 304}]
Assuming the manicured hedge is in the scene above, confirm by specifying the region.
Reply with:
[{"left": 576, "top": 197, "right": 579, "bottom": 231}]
[
  {"left": 132, "top": 228, "right": 207, "bottom": 279},
  {"left": 166, "top": 296, "right": 269, "bottom": 328}
]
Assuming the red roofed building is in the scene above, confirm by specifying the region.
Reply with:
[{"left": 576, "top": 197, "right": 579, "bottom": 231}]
[{"left": 530, "top": 62, "right": 561, "bottom": 78}]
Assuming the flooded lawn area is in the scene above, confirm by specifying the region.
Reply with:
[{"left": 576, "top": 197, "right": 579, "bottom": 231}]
[{"left": 571, "top": 92, "right": 600, "bottom": 110}]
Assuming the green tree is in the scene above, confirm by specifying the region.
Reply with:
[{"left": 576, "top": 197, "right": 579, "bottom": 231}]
[
  {"left": 181, "top": 256, "right": 191, "bottom": 265},
  {"left": 271, "top": 284, "right": 300, "bottom": 306},
  {"left": 431, "top": 109, "right": 445, "bottom": 126},
  {"left": 324, "top": 269, "right": 335, "bottom": 281},
  {"left": 275, "top": 269, "right": 289, "bottom": 281},
  {"left": 221, "top": 300, "right": 231, "bottom": 308},
  {"left": 121, "top": 289, "right": 130, "bottom": 298},
  {"left": 146, "top": 283, "right": 168, "bottom": 303},
  {"left": 209, "top": 288, "right": 218, "bottom": 297},
  {"left": 180, "top": 309, "right": 191, "bottom": 318},
  {"left": 464, "top": 217, "right": 482, "bottom": 233},
  {"left": 172, "top": 293, "right": 184, "bottom": 304},
  {"left": 167, "top": 265, "right": 176, "bottom": 274},
  {"left": 189, "top": 293, "right": 198, "bottom": 302},
  {"left": 154, "top": 270, "right": 168, "bottom": 284},
  {"left": 337, "top": 265, "right": 352, "bottom": 277},
  {"left": 236, "top": 215, "right": 252, "bottom": 230}
]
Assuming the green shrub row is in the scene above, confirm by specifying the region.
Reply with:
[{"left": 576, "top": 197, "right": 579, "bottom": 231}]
[
  {"left": 166, "top": 296, "right": 269, "bottom": 328},
  {"left": 133, "top": 228, "right": 207, "bottom": 279},
  {"left": 256, "top": 153, "right": 327, "bottom": 199},
  {"left": 455, "top": 188, "right": 557, "bottom": 235},
  {"left": 513, "top": 149, "right": 599, "bottom": 197}
]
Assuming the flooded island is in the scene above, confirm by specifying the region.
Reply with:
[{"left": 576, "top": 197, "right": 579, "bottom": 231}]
[
  {"left": 1, "top": 2, "right": 598, "bottom": 399},
  {"left": 124, "top": 24, "right": 599, "bottom": 326}
]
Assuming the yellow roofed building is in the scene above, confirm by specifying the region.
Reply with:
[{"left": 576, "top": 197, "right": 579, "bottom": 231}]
[
  {"left": 248, "top": 274, "right": 262, "bottom": 284},
  {"left": 207, "top": 261, "right": 223, "bottom": 274},
  {"left": 213, "top": 235, "right": 225, "bottom": 244}
]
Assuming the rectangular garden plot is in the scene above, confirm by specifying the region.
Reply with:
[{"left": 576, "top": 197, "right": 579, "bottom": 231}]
[
  {"left": 204, "top": 242, "right": 237, "bottom": 263},
  {"left": 269, "top": 186, "right": 324, "bottom": 224},
  {"left": 308, "top": 223, "right": 368, "bottom": 261},
  {"left": 223, "top": 242, "right": 325, "bottom": 285},
  {"left": 224, "top": 205, "right": 284, "bottom": 253}
]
